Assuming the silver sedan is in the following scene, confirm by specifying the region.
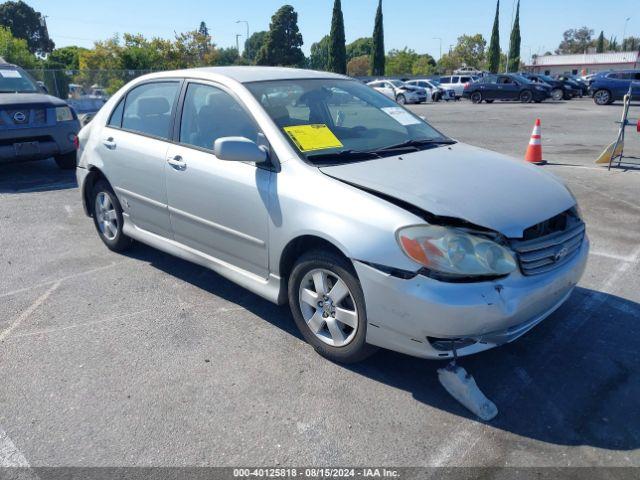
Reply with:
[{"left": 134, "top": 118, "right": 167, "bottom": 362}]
[{"left": 76, "top": 67, "right": 588, "bottom": 363}]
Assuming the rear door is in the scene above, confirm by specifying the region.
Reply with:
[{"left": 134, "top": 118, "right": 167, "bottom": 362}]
[
  {"left": 164, "top": 81, "right": 272, "bottom": 278},
  {"left": 99, "top": 80, "right": 181, "bottom": 238}
]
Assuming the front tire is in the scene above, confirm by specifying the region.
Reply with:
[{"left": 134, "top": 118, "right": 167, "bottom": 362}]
[
  {"left": 91, "top": 179, "right": 133, "bottom": 252},
  {"left": 593, "top": 89, "right": 612, "bottom": 105},
  {"left": 551, "top": 88, "right": 563, "bottom": 101},
  {"left": 470, "top": 91, "right": 483, "bottom": 104},
  {"left": 520, "top": 90, "right": 533, "bottom": 103},
  {"left": 288, "top": 250, "right": 377, "bottom": 364},
  {"left": 396, "top": 94, "right": 406, "bottom": 105},
  {"left": 54, "top": 151, "right": 77, "bottom": 170}
]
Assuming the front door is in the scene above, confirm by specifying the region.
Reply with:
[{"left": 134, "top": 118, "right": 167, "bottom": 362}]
[{"left": 165, "top": 81, "right": 272, "bottom": 278}]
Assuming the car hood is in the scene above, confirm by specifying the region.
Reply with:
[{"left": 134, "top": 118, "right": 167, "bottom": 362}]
[
  {"left": 319, "top": 142, "right": 575, "bottom": 238},
  {"left": 0, "top": 93, "right": 67, "bottom": 108}
]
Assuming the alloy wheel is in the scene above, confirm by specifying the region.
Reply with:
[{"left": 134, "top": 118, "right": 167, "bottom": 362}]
[
  {"left": 298, "top": 268, "right": 359, "bottom": 347},
  {"left": 95, "top": 192, "right": 118, "bottom": 241},
  {"left": 594, "top": 90, "right": 610, "bottom": 105}
]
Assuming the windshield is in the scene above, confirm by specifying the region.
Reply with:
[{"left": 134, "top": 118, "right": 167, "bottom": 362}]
[
  {"left": 539, "top": 75, "right": 555, "bottom": 82},
  {"left": 245, "top": 79, "right": 452, "bottom": 165},
  {"left": 0, "top": 67, "right": 39, "bottom": 93},
  {"left": 512, "top": 74, "right": 532, "bottom": 84}
]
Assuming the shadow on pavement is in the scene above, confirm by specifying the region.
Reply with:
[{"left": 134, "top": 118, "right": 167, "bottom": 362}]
[
  {"left": 0, "top": 159, "right": 77, "bottom": 193},
  {"left": 125, "top": 242, "right": 640, "bottom": 452}
]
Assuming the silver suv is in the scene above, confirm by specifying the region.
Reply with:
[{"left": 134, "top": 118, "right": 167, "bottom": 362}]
[{"left": 77, "top": 67, "right": 588, "bottom": 363}]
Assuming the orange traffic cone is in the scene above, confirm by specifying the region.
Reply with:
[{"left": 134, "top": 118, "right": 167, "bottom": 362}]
[{"left": 525, "top": 119, "right": 545, "bottom": 165}]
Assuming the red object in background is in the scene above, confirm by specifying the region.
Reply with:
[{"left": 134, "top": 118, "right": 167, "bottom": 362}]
[
  {"left": 73, "top": 135, "right": 79, "bottom": 150},
  {"left": 637, "top": 119, "right": 640, "bottom": 133}
]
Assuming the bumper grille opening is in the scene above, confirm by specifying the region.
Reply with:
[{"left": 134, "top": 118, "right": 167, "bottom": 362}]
[
  {"left": 511, "top": 209, "right": 585, "bottom": 276},
  {"left": 428, "top": 337, "right": 478, "bottom": 352}
]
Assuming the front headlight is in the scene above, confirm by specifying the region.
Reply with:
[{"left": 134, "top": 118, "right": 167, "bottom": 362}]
[
  {"left": 397, "top": 225, "right": 517, "bottom": 278},
  {"left": 56, "top": 106, "right": 74, "bottom": 122}
]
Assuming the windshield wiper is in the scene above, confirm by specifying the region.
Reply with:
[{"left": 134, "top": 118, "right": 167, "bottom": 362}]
[
  {"left": 306, "top": 149, "right": 381, "bottom": 165},
  {"left": 375, "top": 138, "right": 457, "bottom": 153}
]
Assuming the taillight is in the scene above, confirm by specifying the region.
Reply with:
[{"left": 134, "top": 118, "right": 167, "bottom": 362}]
[
  {"left": 73, "top": 135, "right": 79, "bottom": 150},
  {"left": 463, "top": 82, "right": 470, "bottom": 89}
]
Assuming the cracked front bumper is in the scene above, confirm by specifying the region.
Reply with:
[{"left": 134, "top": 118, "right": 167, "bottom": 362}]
[{"left": 355, "top": 237, "right": 589, "bottom": 360}]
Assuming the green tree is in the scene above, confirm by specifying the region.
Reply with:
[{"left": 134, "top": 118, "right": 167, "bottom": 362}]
[
  {"left": 622, "top": 36, "right": 640, "bottom": 52},
  {"left": 244, "top": 31, "right": 268, "bottom": 63},
  {"left": 256, "top": 5, "right": 305, "bottom": 67},
  {"left": 437, "top": 52, "right": 459, "bottom": 73},
  {"left": 346, "top": 37, "right": 372, "bottom": 61},
  {"left": 386, "top": 48, "right": 418, "bottom": 75},
  {"left": 412, "top": 54, "right": 437, "bottom": 75},
  {"left": 596, "top": 31, "right": 605, "bottom": 53},
  {"left": 487, "top": 0, "right": 500, "bottom": 73},
  {"left": 309, "top": 35, "right": 330, "bottom": 70},
  {"left": 556, "top": 27, "right": 593, "bottom": 54},
  {"left": 609, "top": 36, "right": 619, "bottom": 52},
  {"left": 46, "top": 46, "right": 86, "bottom": 70},
  {"left": 370, "top": 0, "right": 385, "bottom": 76},
  {"left": 0, "top": 26, "right": 36, "bottom": 67},
  {"left": 0, "top": 0, "right": 54, "bottom": 54},
  {"left": 453, "top": 34, "right": 486, "bottom": 68},
  {"left": 507, "top": 0, "right": 520, "bottom": 72},
  {"left": 347, "top": 55, "right": 370, "bottom": 76},
  {"left": 215, "top": 47, "right": 240, "bottom": 66},
  {"left": 328, "top": 0, "right": 346, "bottom": 73}
]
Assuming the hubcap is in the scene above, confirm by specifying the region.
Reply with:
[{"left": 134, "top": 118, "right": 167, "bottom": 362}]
[
  {"left": 95, "top": 192, "right": 118, "bottom": 241},
  {"left": 298, "top": 269, "right": 358, "bottom": 347},
  {"left": 595, "top": 91, "right": 609, "bottom": 104}
]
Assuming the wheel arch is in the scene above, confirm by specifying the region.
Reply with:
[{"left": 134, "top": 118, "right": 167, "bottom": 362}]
[{"left": 81, "top": 166, "right": 109, "bottom": 217}]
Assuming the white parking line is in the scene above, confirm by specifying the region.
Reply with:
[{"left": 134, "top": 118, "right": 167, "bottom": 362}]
[
  {"left": 0, "top": 281, "right": 60, "bottom": 343},
  {"left": 0, "top": 425, "right": 30, "bottom": 467},
  {"left": 589, "top": 250, "right": 639, "bottom": 263}
]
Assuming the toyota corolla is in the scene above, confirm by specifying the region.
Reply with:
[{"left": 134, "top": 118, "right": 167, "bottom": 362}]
[{"left": 76, "top": 67, "right": 588, "bottom": 363}]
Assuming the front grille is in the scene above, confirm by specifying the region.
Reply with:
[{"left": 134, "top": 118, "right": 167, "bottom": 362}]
[
  {"left": 0, "top": 108, "right": 48, "bottom": 127},
  {"left": 511, "top": 210, "right": 585, "bottom": 276}
]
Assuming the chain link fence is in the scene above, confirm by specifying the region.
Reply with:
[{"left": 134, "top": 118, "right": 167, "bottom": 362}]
[{"left": 24, "top": 69, "right": 157, "bottom": 100}]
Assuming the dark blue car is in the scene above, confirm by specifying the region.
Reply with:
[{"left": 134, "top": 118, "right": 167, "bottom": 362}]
[{"left": 589, "top": 70, "right": 640, "bottom": 105}]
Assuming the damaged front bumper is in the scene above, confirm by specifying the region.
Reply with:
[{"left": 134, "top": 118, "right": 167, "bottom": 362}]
[{"left": 355, "top": 237, "right": 589, "bottom": 360}]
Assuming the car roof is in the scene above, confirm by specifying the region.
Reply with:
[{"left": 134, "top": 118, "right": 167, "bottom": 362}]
[{"left": 147, "top": 66, "right": 350, "bottom": 84}]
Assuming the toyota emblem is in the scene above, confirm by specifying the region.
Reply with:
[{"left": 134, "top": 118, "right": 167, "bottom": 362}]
[
  {"left": 555, "top": 246, "right": 569, "bottom": 262},
  {"left": 13, "top": 111, "right": 26, "bottom": 123}
]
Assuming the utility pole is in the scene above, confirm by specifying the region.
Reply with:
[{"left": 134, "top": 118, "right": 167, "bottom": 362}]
[
  {"left": 236, "top": 20, "right": 250, "bottom": 57},
  {"left": 433, "top": 37, "right": 442, "bottom": 61}
]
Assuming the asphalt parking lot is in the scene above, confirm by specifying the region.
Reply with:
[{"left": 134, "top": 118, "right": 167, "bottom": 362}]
[{"left": 0, "top": 98, "right": 639, "bottom": 468}]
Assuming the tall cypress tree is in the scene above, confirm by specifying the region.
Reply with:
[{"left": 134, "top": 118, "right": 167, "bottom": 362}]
[
  {"left": 371, "top": 0, "right": 385, "bottom": 76},
  {"left": 507, "top": 0, "right": 521, "bottom": 72},
  {"left": 328, "top": 0, "right": 347, "bottom": 73},
  {"left": 596, "top": 31, "right": 605, "bottom": 53},
  {"left": 487, "top": 0, "right": 500, "bottom": 73}
]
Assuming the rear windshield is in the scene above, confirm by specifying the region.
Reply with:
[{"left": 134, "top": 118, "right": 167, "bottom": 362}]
[{"left": 0, "top": 67, "right": 39, "bottom": 93}]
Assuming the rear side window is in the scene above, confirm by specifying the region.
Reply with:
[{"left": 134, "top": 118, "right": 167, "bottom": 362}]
[
  {"left": 461, "top": 76, "right": 471, "bottom": 83},
  {"left": 451, "top": 76, "right": 460, "bottom": 83},
  {"left": 122, "top": 82, "right": 180, "bottom": 140},
  {"left": 108, "top": 99, "right": 124, "bottom": 127},
  {"left": 440, "top": 76, "right": 451, "bottom": 83}
]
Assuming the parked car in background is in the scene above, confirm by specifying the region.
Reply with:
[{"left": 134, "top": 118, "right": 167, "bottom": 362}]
[
  {"left": 439, "top": 75, "right": 477, "bottom": 99},
  {"left": 588, "top": 70, "right": 640, "bottom": 105},
  {"left": 463, "top": 74, "right": 550, "bottom": 104},
  {"left": 366, "top": 79, "right": 426, "bottom": 104},
  {"left": 68, "top": 96, "right": 107, "bottom": 126},
  {"left": 77, "top": 67, "right": 588, "bottom": 363},
  {"left": 0, "top": 62, "right": 80, "bottom": 169},
  {"left": 454, "top": 66, "right": 483, "bottom": 76},
  {"left": 554, "top": 75, "right": 585, "bottom": 98},
  {"left": 404, "top": 78, "right": 455, "bottom": 102},
  {"left": 520, "top": 73, "right": 570, "bottom": 101},
  {"left": 564, "top": 75, "right": 589, "bottom": 97}
]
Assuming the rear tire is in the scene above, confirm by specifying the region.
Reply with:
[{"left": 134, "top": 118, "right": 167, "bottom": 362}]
[
  {"left": 91, "top": 179, "right": 133, "bottom": 253},
  {"left": 288, "top": 249, "right": 377, "bottom": 364},
  {"left": 470, "top": 91, "right": 483, "bottom": 104},
  {"left": 54, "top": 151, "right": 77, "bottom": 170}
]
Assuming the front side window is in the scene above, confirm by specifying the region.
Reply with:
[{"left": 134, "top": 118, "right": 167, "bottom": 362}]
[
  {"left": 245, "top": 78, "right": 452, "bottom": 165},
  {"left": 440, "top": 77, "right": 451, "bottom": 83},
  {"left": 179, "top": 83, "right": 259, "bottom": 151},
  {"left": 122, "top": 82, "right": 180, "bottom": 140}
]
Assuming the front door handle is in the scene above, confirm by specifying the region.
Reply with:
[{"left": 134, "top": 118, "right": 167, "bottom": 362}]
[
  {"left": 167, "top": 155, "right": 187, "bottom": 170},
  {"left": 103, "top": 137, "right": 116, "bottom": 150}
]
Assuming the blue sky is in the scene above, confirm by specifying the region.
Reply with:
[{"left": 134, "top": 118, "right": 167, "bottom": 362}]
[{"left": 28, "top": 0, "right": 638, "bottom": 61}]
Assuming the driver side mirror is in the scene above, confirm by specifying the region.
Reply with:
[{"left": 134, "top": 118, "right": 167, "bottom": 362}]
[{"left": 213, "top": 136, "right": 268, "bottom": 164}]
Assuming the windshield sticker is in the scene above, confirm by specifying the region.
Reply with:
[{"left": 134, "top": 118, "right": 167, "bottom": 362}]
[
  {"left": 283, "top": 124, "right": 343, "bottom": 152},
  {"left": 381, "top": 107, "right": 421, "bottom": 126},
  {"left": 0, "top": 70, "right": 22, "bottom": 79}
]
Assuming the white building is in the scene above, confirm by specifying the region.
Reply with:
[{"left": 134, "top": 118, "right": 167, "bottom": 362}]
[{"left": 526, "top": 51, "right": 640, "bottom": 76}]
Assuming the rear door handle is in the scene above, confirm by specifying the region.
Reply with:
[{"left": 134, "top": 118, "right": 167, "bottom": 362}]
[
  {"left": 167, "top": 155, "right": 187, "bottom": 170},
  {"left": 103, "top": 137, "right": 116, "bottom": 150}
]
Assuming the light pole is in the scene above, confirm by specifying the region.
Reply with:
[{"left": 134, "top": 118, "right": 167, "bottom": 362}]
[
  {"left": 236, "top": 20, "right": 250, "bottom": 57},
  {"left": 235, "top": 34, "right": 242, "bottom": 54},
  {"left": 432, "top": 37, "right": 442, "bottom": 61},
  {"left": 622, "top": 17, "right": 631, "bottom": 49}
]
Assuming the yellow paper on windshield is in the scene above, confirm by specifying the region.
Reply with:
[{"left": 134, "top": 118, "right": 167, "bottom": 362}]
[{"left": 283, "top": 124, "right": 343, "bottom": 152}]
